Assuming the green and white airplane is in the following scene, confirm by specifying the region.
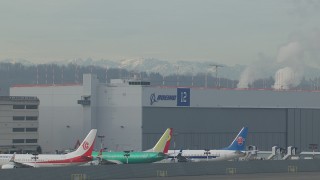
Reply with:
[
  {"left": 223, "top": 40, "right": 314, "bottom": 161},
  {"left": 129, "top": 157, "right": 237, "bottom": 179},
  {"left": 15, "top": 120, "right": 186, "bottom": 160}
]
[{"left": 92, "top": 128, "right": 173, "bottom": 164}]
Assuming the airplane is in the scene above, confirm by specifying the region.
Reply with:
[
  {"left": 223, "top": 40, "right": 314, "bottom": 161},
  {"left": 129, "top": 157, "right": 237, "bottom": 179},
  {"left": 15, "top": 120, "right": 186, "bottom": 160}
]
[
  {"left": 92, "top": 128, "right": 172, "bottom": 164},
  {"left": 0, "top": 129, "right": 97, "bottom": 169},
  {"left": 167, "top": 127, "right": 248, "bottom": 162}
]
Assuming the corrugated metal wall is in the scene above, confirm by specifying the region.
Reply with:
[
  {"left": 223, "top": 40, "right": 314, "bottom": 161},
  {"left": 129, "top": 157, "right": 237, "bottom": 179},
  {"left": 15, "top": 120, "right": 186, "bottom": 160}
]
[
  {"left": 287, "top": 109, "right": 320, "bottom": 152},
  {"left": 142, "top": 107, "right": 320, "bottom": 152}
]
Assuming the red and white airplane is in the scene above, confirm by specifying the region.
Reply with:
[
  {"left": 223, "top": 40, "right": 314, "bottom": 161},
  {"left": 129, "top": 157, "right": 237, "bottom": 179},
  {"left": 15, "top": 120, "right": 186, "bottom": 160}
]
[{"left": 0, "top": 129, "right": 97, "bottom": 169}]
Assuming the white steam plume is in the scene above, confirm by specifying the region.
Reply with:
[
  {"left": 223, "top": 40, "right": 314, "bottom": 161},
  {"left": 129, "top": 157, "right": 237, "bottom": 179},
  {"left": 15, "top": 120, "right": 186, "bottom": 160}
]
[
  {"left": 276, "top": 41, "right": 304, "bottom": 64},
  {"left": 273, "top": 67, "right": 303, "bottom": 90},
  {"left": 237, "top": 53, "right": 274, "bottom": 88},
  {"left": 273, "top": 41, "right": 304, "bottom": 90},
  {"left": 237, "top": 66, "right": 258, "bottom": 88}
]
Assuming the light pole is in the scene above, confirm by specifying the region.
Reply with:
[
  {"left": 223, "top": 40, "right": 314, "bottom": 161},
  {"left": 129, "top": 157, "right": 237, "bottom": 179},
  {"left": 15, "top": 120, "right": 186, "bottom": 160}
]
[
  {"left": 65, "top": 125, "right": 71, "bottom": 149},
  {"left": 98, "top": 135, "right": 105, "bottom": 151},
  {"left": 191, "top": 67, "right": 194, "bottom": 87},
  {"left": 124, "top": 151, "right": 130, "bottom": 164},
  {"left": 176, "top": 65, "right": 180, "bottom": 86},
  {"left": 209, "top": 64, "right": 224, "bottom": 88},
  {"left": 205, "top": 72, "right": 208, "bottom": 88},
  {"left": 32, "top": 153, "right": 39, "bottom": 162},
  {"left": 204, "top": 149, "right": 211, "bottom": 162},
  {"left": 173, "top": 132, "right": 179, "bottom": 162},
  {"left": 105, "top": 65, "right": 108, "bottom": 84},
  {"left": 162, "top": 75, "right": 165, "bottom": 86},
  {"left": 309, "top": 144, "right": 318, "bottom": 159}
]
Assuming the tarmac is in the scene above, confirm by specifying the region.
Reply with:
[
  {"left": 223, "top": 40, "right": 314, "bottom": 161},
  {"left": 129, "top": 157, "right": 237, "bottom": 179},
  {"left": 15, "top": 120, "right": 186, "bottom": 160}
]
[
  {"left": 2, "top": 160, "right": 320, "bottom": 180},
  {"left": 123, "top": 172, "right": 320, "bottom": 180}
]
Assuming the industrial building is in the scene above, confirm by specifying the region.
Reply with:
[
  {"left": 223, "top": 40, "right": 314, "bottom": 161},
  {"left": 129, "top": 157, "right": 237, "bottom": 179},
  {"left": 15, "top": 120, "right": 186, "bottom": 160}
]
[
  {"left": 10, "top": 74, "right": 320, "bottom": 153},
  {"left": 0, "top": 96, "right": 40, "bottom": 153}
]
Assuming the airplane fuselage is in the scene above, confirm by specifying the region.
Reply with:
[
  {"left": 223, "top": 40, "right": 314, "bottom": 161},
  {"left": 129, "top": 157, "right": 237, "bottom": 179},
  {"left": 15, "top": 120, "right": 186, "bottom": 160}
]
[
  {"left": 168, "top": 149, "right": 245, "bottom": 162},
  {"left": 92, "top": 151, "right": 165, "bottom": 164},
  {"left": 0, "top": 153, "right": 92, "bottom": 168},
  {"left": 0, "top": 129, "right": 97, "bottom": 169},
  {"left": 167, "top": 127, "right": 248, "bottom": 162}
]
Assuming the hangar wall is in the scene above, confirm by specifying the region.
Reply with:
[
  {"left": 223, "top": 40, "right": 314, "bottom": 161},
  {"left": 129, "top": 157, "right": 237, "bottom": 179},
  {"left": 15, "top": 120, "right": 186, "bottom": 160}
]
[
  {"left": 142, "top": 107, "right": 320, "bottom": 152},
  {"left": 287, "top": 108, "right": 320, "bottom": 151},
  {"left": 97, "top": 81, "right": 143, "bottom": 151}
]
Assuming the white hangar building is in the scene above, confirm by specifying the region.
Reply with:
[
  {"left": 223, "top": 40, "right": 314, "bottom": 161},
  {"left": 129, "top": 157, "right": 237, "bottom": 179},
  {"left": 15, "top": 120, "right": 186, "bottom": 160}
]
[{"left": 10, "top": 74, "right": 320, "bottom": 153}]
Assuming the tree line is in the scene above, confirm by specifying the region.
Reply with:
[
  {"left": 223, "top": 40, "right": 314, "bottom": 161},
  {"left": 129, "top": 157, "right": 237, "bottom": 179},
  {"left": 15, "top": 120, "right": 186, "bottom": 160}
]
[{"left": 0, "top": 62, "right": 319, "bottom": 95}]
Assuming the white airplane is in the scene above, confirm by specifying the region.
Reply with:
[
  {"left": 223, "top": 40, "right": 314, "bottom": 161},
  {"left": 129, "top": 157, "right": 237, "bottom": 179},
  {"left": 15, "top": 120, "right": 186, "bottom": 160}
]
[
  {"left": 0, "top": 129, "right": 97, "bottom": 169},
  {"left": 168, "top": 127, "right": 248, "bottom": 162}
]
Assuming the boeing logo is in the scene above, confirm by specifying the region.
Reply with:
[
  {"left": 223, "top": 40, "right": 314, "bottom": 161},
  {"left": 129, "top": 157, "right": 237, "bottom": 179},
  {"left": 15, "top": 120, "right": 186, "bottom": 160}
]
[
  {"left": 150, "top": 93, "right": 177, "bottom": 105},
  {"left": 150, "top": 93, "right": 158, "bottom": 105}
]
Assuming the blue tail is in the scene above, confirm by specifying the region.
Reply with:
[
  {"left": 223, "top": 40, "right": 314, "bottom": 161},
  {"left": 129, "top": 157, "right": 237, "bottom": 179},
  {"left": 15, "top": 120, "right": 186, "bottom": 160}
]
[{"left": 223, "top": 127, "right": 248, "bottom": 151}]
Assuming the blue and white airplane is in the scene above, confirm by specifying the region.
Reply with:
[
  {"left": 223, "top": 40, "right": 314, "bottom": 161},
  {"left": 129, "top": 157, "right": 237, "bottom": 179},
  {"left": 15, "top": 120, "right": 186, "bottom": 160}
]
[{"left": 168, "top": 127, "right": 248, "bottom": 162}]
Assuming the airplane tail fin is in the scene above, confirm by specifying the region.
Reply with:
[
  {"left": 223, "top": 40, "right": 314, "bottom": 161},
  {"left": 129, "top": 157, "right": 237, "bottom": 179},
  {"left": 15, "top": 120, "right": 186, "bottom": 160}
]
[
  {"left": 224, "top": 127, "right": 248, "bottom": 151},
  {"left": 68, "top": 129, "right": 97, "bottom": 157},
  {"left": 146, "top": 128, "right": 173, "bottom": 153},
  {"left": 162, "top": 128, "right": 173, "bottom": 153}
]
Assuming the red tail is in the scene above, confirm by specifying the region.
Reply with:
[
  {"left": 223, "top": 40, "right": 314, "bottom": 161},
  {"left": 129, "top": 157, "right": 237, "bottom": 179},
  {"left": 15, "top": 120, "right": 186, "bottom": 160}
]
[{"left": 163, "top": 128, "right": 173, "bottom": 153}]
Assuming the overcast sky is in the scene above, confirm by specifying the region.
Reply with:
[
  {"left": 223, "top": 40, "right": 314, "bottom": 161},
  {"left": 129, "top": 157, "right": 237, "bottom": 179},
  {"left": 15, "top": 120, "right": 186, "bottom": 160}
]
[{"left": 0, "top": 0, "right": 319, "bottom": 65}]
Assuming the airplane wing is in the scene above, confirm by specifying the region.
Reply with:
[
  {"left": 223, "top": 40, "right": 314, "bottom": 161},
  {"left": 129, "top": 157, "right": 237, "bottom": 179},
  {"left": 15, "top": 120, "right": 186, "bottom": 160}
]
[
  {"left": 234, "top": 150, "right": 246, "bottom": 155},
  {"left": 81, "top": 156, "right": 93, "bottom": 161},
  {"left": 96, "top": 153, "right": 121, "bottom": 165},
  {"left": 9, "top": 155, "right": 35, "bottom": 168},
  {"left": 11, "top": 161, "right": 35, "bottom": 168},
  {"left": 98, "top": 158, "right": 121, "bottom": 165}
]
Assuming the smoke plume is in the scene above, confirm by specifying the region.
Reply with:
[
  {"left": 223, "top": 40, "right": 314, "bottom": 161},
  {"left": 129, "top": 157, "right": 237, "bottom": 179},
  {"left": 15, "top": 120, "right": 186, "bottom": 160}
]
[
  {"left": 237, "top": 53, "right": 274, "bottom": 88},
  {"left": 237, "top": 66, "right": 257, "bottom": 88},
  {"left": 273, "top": 41, "right": 304, "bottom": 90}
]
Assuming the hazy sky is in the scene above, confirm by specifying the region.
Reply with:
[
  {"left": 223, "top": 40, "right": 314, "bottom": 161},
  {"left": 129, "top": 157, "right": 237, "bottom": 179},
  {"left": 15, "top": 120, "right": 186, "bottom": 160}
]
[{"left": 1, "top": 0, "right": 319, "bottom": 65}]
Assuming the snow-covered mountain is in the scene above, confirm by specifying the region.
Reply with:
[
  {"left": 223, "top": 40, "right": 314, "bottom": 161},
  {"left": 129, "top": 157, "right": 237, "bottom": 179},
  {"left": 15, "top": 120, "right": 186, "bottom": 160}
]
[
  {"left": 0, "top": 58, "right": 245, "bottom": 79},
  {"left": 1, "top": 58, "right": 319, "bottom": 81},
  {"left": 56, "top": 58, "right": 246, "bottom": 80},
  {"left": 0, "top": 58, "right": 34, "bottom": 66}
]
